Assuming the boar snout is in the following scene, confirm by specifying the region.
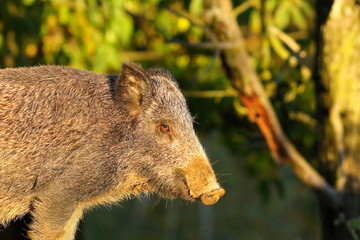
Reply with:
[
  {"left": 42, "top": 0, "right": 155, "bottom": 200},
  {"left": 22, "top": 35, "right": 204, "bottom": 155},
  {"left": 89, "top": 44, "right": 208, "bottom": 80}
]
[
  {"left": 199, "top": 188, "right": 225, "bottom": 205},
  {"left": 183, "top": 156, "right": 225, "bottom": 205}
]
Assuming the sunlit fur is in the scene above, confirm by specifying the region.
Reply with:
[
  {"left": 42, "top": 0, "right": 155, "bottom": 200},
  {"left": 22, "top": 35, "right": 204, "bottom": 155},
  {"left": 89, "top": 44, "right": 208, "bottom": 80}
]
[{"left": 0, "top": 63, "right": 223, "bottom": 240}]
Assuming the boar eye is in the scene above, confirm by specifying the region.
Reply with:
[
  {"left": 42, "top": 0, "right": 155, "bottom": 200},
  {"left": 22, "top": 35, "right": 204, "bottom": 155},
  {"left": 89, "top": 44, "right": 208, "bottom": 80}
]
[{"left": 160, "top": 124, "right": 170, "bottom": 133}]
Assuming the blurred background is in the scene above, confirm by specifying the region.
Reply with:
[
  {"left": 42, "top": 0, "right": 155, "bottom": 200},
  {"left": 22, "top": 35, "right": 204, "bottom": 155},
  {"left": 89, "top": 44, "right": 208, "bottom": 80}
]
[{"left": 0, "top": 0, "right": 326, "bottom": 239}]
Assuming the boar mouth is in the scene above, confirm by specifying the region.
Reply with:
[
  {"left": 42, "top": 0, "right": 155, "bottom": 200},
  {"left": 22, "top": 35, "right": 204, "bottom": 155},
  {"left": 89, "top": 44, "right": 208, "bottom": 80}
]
[
  {"left": 195, "top": 188, "right": 225, "bottom": 205},
  {"left": 187, "top": 183, "right": 225, "bottom": 205},
  {"left": 181, "top": 156, "right": 225, "bottom": 205},
  {"left": 150, "top": 178, "right": 225, "bottom": 205},
  {"left": 179, "top": 177, "right": 225, "bottom": 205},
  {"left": 145, "top": 164, "right": 225, "bottom": 205}
]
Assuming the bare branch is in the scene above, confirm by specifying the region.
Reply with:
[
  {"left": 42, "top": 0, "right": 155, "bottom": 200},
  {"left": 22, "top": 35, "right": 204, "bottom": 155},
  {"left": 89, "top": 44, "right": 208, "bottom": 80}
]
[
  {"left": 288, "top": 111, "right": 316, "bottom": 129},
  {"left": 167, "top": 39, "right": 242, "bottom": 49},
  {"left": 233, "top": 0, "right": 254, "bottom": 16},
  {"left": 182, "top": 89, "right": 237, "bottom": 98}
]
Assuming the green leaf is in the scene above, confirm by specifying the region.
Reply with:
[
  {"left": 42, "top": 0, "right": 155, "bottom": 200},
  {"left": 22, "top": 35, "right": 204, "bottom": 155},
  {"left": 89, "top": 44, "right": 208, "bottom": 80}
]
[
  {"left": 112, "top": 8, "right": 134, "bottom": 46},
  {"left": 58, "top": 6, "right": 69, "bottom": 24},
  {"left": 261, "top": 37, "right": 271, "bottom": 68},
  {"left": 88, "top": 9, "right": 103, "bottom": 27},
  {"left": 348, "top": 216, "right": 360, "bottom": 230},
  {"left": 22, "top": 0, "right": 36, "bottom": 6},
  {"left": 268, "top": 32, "right": 289, "bottom": 60},
  {"left": 289, "top": 4, "right": 307, "bottom": 30},
  {"left": 189, "top": 0, "right": 203, "bottom": 16},
  {"left": 0, "top": 34, "right": 3, "bottom": 49},
  {"left": 274, "top": 4, "right": 290, "bottom": 29},
  {"left": 249, "top": 10, "right": 262, "bottom": 33},
  {"left": 300, "top": 1, "right": 315, "bottom": 19},
  {"left": 266, "top": 0, "right": 279, "bottom": 13}
]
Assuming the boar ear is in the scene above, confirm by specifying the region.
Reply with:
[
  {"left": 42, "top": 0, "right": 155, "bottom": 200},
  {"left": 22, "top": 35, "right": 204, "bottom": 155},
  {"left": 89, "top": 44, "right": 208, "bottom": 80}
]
[{"left": 114, "top": 62, "right": 152, "bottom": 117}]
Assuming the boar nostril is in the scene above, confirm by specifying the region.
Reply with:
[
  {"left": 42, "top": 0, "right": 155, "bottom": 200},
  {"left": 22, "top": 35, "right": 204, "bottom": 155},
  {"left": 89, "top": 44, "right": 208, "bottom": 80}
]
[{"left": 199, "top": 188, "right": 225, "bottom": 205}]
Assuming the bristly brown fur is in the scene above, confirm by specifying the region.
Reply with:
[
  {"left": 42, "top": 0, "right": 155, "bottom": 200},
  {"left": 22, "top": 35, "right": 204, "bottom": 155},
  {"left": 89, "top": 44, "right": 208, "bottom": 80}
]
[{"left": 0, "top": 63, "right": 224, "bottom": 240}]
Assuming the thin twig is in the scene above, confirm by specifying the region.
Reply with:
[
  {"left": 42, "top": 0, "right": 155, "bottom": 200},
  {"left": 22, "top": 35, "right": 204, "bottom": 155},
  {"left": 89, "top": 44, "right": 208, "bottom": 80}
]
[
  {"left": 233, "top": 0, "right": 254, "bottom": 16},
  {"left": 182, "top": 89, "right": 237, "bottom": 98},
  {"left": 163, "top": 6, "right": 218, "bottom": 42},
  {"left": 189, "top": 47, "right": 221, "bottom": 83},
  {"left": 166, "top": 39, "right": 242, "bottom": 49}
]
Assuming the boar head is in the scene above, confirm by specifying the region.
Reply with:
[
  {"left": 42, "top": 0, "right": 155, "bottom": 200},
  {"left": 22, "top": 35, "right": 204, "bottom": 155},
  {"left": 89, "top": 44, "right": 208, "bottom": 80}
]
[{"left": 113, "top": 63, "right": 224, "bottom": 205}]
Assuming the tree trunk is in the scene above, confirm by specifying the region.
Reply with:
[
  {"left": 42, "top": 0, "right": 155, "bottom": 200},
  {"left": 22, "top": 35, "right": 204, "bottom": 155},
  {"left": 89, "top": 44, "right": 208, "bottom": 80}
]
[{"left": 316, "top": 0, "right": 360, "bottom": 239}]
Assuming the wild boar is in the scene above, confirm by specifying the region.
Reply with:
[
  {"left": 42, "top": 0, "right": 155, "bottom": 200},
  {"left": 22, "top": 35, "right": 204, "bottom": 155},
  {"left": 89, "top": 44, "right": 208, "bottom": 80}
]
[{"left": 0, "top": 63, "right": 225, "bottom": 240}]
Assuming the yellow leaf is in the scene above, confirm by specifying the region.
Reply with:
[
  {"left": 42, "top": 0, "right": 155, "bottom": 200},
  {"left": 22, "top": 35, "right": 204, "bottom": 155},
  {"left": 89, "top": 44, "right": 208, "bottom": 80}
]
[
  {"left": 274, "top": 4, "right": 290, "bottom": 29},
  {"left": 177, "top": 17, "right": 190, "bottom": 33},
  {"left": 25, "top": 43, "right": 38, "bottom": 58},
  {"left": 249, "top": 10, "right": 262, "bottom": 33},
  {"left": 269, "top": 33, "right": 289, "bottom": 60}
]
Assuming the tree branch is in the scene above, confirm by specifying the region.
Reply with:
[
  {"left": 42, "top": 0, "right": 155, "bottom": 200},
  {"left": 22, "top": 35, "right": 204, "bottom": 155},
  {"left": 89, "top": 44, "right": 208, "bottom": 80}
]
[
  {"left": 182, "top": 89, "right": 237, "bottom": 98},
  {"left": 166, "top": 39, "right": 242, "bottom": 50},
  {"left": 202, "top": 0, "right": 341, "bottom": 209}
]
